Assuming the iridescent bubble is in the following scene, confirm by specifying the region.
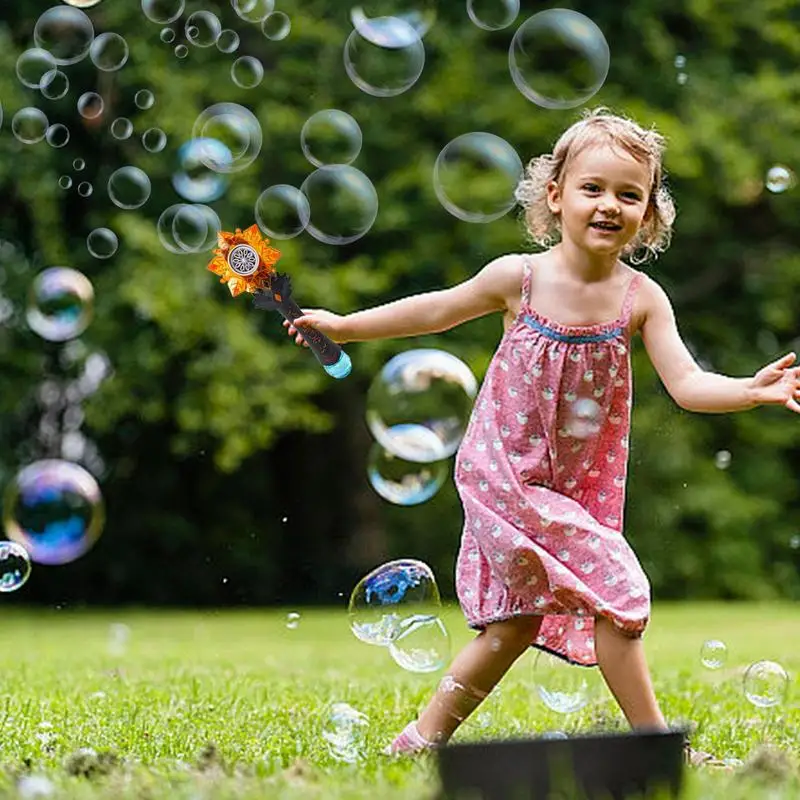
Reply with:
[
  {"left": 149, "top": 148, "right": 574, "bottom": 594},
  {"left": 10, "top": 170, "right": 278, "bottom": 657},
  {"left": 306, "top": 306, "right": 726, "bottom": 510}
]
[
  {"left": 134, "top": 89, "right": 155, "bottom": 110},
  {"left": 300, "top": 165, "right": 379, "bottom": 245},
  {"left": 351, "top": 2, "right": 436, "bottom": 42},
  {"left": 509, "top": 9, "right": 610, "bottom": 109},
  {"left": 160, "top": 27, "right": 176, "bottom": 43},
  {"left": 12, "top": 108, "right": 49, "bottom": 145},
  {"left": 467, "top": 0, "right": 519, "bottom": 30},
  {"left": 367, "top": 425, "right": 448, "bottom": 505},
  {"left": 743, "top": 660, "right": 790, "bottom": 708},
  {"left": 142, "top": 0, "right": 185, "bottom": 24},
  {"left": 301, "top": 109, "right": 362, "bottom": 168},
  {"left": 110, "top": 117, "right": 133, "bottom": 140},
  {"left": 0, "top": 541, "right": 32, "bottom": 593},
  {"left": 171, "top": 204, "right": 221, "bottom": 253},
  {"left": 366, "top": 349, "right": 477, "bottom": 462},
  {"left": 231, "top": 56, "right": 264, "bottom": 88},
  {"left": 533, "top": 650, "right": 589, "bottom": 713},
  {"left": 90, "top": 32, "right": 129, "bottom": 71},
  {"left": 433, "top": 132, "right": 522, "bottom": 223},
  {"left": 45, "top": 124, "right": 70, "bottom": 149},
  {"left": 40, "top": 69, "right": 70, "bottom": 100},
  {"left": 321, "top": 703, "right": 369, "bottom": 763},
  {"left": 34, "top": 7, "right": 94, "bottom": 66},
  {"left": 262, "top": 11, "right": 291, "bottom": 40},
  {"left": 26, "top": 267, "right": 93, "bottom": 342},
  {"left": 77, "top": 91, "right": 104, "bottom": 120},
  {"left": 73, "top": 158, "right": 86, "bottom": 171},
  {"left": 108, "top": 166, "right": 151, "bottom": 210},
  {"left": 344, "top": 18, "right": 425, "bottom": 97},
  {"left": 216, "top": 29, "right": 240, "bottom": 53},
  {"left": 185, "top": 11, "right": 221, "bottom": 47},
  {"left": 142, "top": 127, "right": 167, "bottom": 153},
  {"left": 348, "top": 558, "right": 442, "bottom": 646},
  {"left": 700, "top": 639, "right": 728, "bottom": 670},
  {"left": 765, "top": 165, "right": 795, "bottom": 194},
  {"left": 714, "top": 450, "right": 732, "bottom": 470},
  {"left": 3, "top": 459, "right": 105, "bottom": 565},
  {"left": 59, "top": 176, "right": 73, "bottom": 190},
  {"left": 232, "top": 0, "right": 275, "bottom": 23},
  {"left": 191, "top": 103, "right": 263, "bottom": 173},
  {"left": 254, "top": 184, "right": 310, "bottom": 240},
  {"left": 77, "top": 182, "right": 93, "bottom": 198},
  {"left": 16, "top": 49, "right": 57, "bottom": 89},
  {"left": 172, "top": 138, "right": 233, "bottom": 202},
  {"left": 174, "top": 44, "right": 188, "bottom": 59},
  {"left": 564, "top": 397, "right": 603, "bottom": 439},
  {"left": 86, "top": 228, "right": 119, "bottom": 259},
  {"left": 388, "top": 614, "right": 450, "bottom": 673}
]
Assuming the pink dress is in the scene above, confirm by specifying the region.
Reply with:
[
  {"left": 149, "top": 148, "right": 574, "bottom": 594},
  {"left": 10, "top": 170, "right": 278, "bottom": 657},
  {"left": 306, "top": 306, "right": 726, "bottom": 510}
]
[{"left": 454, "top": 259, "right": 650, "bottom": 666}]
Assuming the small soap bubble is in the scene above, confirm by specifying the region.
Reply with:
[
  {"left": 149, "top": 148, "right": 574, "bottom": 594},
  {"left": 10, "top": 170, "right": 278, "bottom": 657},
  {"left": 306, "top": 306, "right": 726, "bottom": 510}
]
[
  {"left": 366, "top": 349, "right": 477, "bottom": 462},
  {"left": 59, "top": 176, "right": 73, "bottom": 190},
  {"left": 714, "top": 450, "right": 732, "bottom": 470},
  {"left": 90, "top": 32, "right": 129, "bottom": 72},
  {"left": 509, "top": 9, "right": 609, "bottom": 109},
  {"left": 16, "top": 48, "right": 57, "bottom": 89},
  {"left": 134, "top": 89, "right": 155, "bottom": 110},
  {"left": 0, "top": 541, "right": 32, "bottom": 593},
  {"left": 533, "top": 650, "right": 589, "bottom": 713},
  {"left": 87, "top": 228, "right": 119, "bottom": 259},
  {"left": 142, "top": 127, "right": 167, "bottom": 153},
  {"left": 388, "top": 614, "right": 450, "bottom": 673},
  {"left": 254, "top": 184, "right": 310, "bottom": 240},
  {"left": 216, "top": 29, "right": 240, "bottom": 53},
  {"left": 541, "top": 730, "right": 569, "bottom": 740},
  {"left": 40, "top": 69, "right": 70, "bottom": 100},
  {"left": 790, "top": 534, "right": 800, "bottom": 550},
  {"left": 73, "top": 158, "right": 86, "bottom": 172},
  {"left": 321, "top": 703, "right": 369, "bottom": 762},
  {"left": 743, "top": 660, "right": 790, "bottom": 708},
  {"left": 108, "top": 622, "right": 131, "bottom": 656},
  {"left": 110, "top": 117, "right": 133, "bottom": 140},
  {"left": 262, "top": 11, "right": 291, "bottom": 40},
  {"left": 301, "top": 109, "right": 363, "bottom": 168},
  {"left": 565, "top": 397, "right": 602, "bottom": 439},
  {"left": 77, "top": 92, "right": 104, "bottom": 120},
  {"left": 674, "top": 54, "right": 686, "bottom": 69},
  {"left": 142, "top": 0, "right": 185, "bottom": 25},
  {"left": 467, "top": 0, "right": 520, "bottom": 31},
  {"left": 12, "top": 108, "right": 49, "bottom": 145},
  {"left": 231, "top": 56, "right": 264, "bottom": 88},
  {"left": 765, "top": 165, "right": 795, "bottom": 194},
  {"left": 108, "top": 166, "right": 151, "bottom": 210},
  {"left": 45, "top": 123, "right": 70, "bottom": 149},
  {"left": 77, "top": 181, "right": 93, "bottom": 198},
  {"left": 185, "top": 11, "right": 221, "bottom": 47},
  {"left": 700, "top": 639, "right": 727, "bottom": 670},
  {"left": 26, "top": 267, "right": 94, "bottom": 342},
  {"left": 174, "top": 44, "right": 188, "bottom": 59},
  {"left": 160, "top": 28, "right": 176, "bottom": 43},
  {"left": 3, "top": 459, "right": 104, "bottom": 565},
  {"left": 286, "top": 612, "right": 301, "bottom": 630},
  {"left": 676, "top": 72, "right": 688, "bottom": 86}
]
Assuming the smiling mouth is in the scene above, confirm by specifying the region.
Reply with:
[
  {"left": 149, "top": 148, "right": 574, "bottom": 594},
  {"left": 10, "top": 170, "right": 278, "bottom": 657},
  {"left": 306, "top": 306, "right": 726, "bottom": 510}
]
[{"left": 590, "top": 221, "right": 622, "bottom": 231}]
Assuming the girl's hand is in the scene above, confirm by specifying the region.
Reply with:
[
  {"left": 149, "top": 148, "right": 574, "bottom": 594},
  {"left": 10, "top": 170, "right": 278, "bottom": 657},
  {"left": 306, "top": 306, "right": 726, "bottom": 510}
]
[
  {"left": 283, "top": 309, "right": 348, "bottom": 347},
  {"left": 749, "top": 352, "right": 800, "bottom": 413}
]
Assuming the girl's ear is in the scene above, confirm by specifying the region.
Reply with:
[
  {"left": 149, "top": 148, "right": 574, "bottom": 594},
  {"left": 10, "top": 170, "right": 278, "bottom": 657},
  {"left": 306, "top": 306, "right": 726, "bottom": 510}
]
[{"left": 546, "top": 179, "right": 562, "bottom": 215}]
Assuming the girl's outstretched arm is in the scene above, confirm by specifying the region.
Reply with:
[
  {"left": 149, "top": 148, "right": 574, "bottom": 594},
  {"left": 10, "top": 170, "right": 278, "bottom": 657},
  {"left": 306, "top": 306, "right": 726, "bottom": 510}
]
[{"left": 286, "top": 254, "right": 523, "bottom": 345}]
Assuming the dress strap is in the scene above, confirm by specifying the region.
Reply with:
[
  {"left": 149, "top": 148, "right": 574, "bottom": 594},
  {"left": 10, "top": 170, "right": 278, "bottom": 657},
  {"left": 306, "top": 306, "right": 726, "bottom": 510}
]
[
  {"left": 619, "top": 272, "right": 643, "bottom": 325},
  {"left": 520, "top": 258, "right": 533, "bottom": 309}
]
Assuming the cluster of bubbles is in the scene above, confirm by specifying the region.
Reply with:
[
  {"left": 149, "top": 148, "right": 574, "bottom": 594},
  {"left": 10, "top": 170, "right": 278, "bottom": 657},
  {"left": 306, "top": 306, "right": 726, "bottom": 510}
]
[{"left": 365, "top": 349, "right": 477, "bottom": 506}]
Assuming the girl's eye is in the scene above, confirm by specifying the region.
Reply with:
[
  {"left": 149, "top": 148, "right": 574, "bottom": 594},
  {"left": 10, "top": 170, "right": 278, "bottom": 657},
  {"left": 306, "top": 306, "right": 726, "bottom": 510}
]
[
  {"left": 622, "top": 192, "right": 641, "bottom": 200},
  {"left": 582, "top": 184, "right": 600, "bottom": 192}
]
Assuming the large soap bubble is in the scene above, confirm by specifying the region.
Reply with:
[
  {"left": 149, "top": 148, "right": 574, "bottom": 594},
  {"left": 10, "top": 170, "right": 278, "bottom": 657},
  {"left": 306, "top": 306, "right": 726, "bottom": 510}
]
[
  {"left": 173, "top": 138, "right": 233, "bottom": 203},
  {"left": 367, "top": 349, "right": 477, "bottom": 462},
  {"left": 743, "top": 660, "right": 790, "bottom": 708},
  {"left": 191, "top": 104, "right": 263, "bottom": 173},
  {"left": 142, "top": 0, "right": 185, "bottom": 24},
  {"left": 388, "top": 614, "right": 450, "bottom": 673},
  {"left": 321, "top": 703, "right": 369, "bottom": 763},
  {"left": 533, "top": 650, "right": 590, "bottom": 713},
  {"left": 26, "top": 267, "right": 94, "bottom": 342},
  {"left": 301, "top": 109, "right": 362, "bottom": 168},
  {"left": 34, "top": 6, "right": 94, "bottom": 66},
  {"left": 351, "top": 1, "right": 436, "bottom": 42},
  {"left": 254, "top": 184, "right": 310, "bottom": 240}
]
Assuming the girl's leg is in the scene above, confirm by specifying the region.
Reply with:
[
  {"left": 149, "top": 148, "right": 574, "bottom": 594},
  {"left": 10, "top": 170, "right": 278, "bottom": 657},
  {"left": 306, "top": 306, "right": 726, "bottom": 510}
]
[
  {"left": 415, "top": 615, "right": 543, "bottom": 744},
  {"left": 594, "top": 615, "right": 668, "bottom": 731}
]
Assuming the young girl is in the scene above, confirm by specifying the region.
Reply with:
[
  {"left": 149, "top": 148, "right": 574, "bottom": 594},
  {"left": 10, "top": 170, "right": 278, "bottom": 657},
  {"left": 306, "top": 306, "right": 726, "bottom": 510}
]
[{"left": 285, "top": 108, "right": 800, "bottom": 764}]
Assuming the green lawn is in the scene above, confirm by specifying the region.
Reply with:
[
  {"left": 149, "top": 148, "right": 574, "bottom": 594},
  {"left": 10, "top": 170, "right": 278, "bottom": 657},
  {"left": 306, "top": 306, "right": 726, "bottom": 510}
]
[{"left": 0, "top": 603, "right": 798, "bottom": 798}]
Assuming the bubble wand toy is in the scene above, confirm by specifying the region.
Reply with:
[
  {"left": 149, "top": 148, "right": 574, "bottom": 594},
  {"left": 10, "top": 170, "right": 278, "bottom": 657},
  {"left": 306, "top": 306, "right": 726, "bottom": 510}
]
[{"left": 207, "top": 225, "right": 352, "bottom": 379}]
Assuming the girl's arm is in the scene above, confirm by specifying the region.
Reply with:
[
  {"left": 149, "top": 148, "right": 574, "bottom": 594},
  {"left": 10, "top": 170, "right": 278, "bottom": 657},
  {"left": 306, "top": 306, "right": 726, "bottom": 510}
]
[{"left": 289, "top": 254, "right": 523, "bottom": 344}]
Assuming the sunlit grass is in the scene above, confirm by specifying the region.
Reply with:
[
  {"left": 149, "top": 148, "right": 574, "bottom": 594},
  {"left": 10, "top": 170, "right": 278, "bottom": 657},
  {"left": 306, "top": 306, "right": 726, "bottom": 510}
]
[{"left": 0, "top": 603, "right": 797, "bottom": 798}]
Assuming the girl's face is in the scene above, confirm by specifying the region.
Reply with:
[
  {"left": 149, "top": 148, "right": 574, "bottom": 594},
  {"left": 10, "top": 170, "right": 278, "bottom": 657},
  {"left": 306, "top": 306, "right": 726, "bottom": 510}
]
[{"left": 546, "top": 144, "right": 652, "bottom": 257}]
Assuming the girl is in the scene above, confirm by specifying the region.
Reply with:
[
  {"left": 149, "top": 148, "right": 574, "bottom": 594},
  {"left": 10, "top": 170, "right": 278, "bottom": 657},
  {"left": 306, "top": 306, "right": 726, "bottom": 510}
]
[{"left": 285, "top": 108, "right": 800, "bottom": 764}]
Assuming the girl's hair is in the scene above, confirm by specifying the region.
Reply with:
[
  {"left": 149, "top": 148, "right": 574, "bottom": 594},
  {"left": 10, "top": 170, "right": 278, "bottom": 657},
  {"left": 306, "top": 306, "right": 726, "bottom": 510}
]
[{"left": 515, "top": 107, "right": 676, "bottom": 264}]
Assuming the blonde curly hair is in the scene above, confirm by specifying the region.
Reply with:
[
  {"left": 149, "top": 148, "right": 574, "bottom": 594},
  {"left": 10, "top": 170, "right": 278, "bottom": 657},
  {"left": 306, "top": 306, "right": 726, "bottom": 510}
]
[{"left": 515, "top": 107, "right": 676, "bottom": 264}]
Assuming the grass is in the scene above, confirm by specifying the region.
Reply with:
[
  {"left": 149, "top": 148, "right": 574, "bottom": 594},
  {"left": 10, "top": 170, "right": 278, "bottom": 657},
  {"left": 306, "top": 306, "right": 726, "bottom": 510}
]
[{"left": 0, "top": 602, "right": 798, "bottom": 798}]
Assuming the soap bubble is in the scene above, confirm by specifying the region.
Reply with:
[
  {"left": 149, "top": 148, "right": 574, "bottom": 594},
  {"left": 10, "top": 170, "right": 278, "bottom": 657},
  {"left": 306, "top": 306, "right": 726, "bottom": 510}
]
[
  {"left": 301, "top": 109, "right": 362, "bottom": 168},
  {"left": 367, "top": 425, "right": 448, "bottom": 505},
  {"left": 87, "top": 228, "right": 119, "bottom": 259},
  {"left": 300, "top": 165, "right": 379, "bottom": 245},
  {"left": 185, "top": 11, "right": 221, "bottom": 47},
  {"left": 192, "top": 103, "right": 263, "bottom": 173},
  {"left": 231, "top": 56, "right": 264, "bottom": 88},
  {"left": 142, "top": 0, "right": 185, "bottom": 24},
  {"left": 3, "top": 459, "right": 105, "bottom": 565},
  {"left": 367, "top": 349, "right": 477, "bottom": 462},
  {"left": 26, "top": 267, "right": 94, "bottom": 342},
  {"left": 59, "top": 176, "right": 73, "bottom": 190},
  {"left": 77, "top": 92, "right": 104, "bottom": 120},
  {"left": 160, "top": 28, "right": 176, "bottom": 43},
  {"left": 174, "top": 45, "right": 188, "bottom": 58},
  {"left": 171, "top": 204, "right": 221, "bottom": 253},
  {"left": 321, "top": 703, "right": 369, "bottom": 763},
  {"left": 433, "top": 132, "right": 522, "bottom": 223},
  {"left": 765, "top": 165, "right": 795, "bottom": 194},
  {"left": 108, "top": 166, "right": 151, "bottom": 210},
  {"left": 286, "top": 612, "right": 301, "bottom": 630},
  {"left": 173, "top": 138, "right": 233, "bottom": 202},
  {"left": 0, "top": 541, "right": 32, "bottom": 593},
  {"left": 134, "top": 89, "right": 155, "bottom": 110},
  {"left": 714, "top": 450, "right": 732, "bottom": 470},
  {"left": 40, "top": 69, "right": 70, "bottom": 100},
  {"left": 90, "top": 32, "right": 129, "bottom": 71},
  {"left": 142, "top": 127, "right": 167, "bottom": 153},
  {"left": 351, "top": 2, "right": 436, "bottom": 42},
  {"left": 533, "top": 650, "right": 589, "bottom": 713},
  {"left": 254, "top": 184, "right": 310, "bottom": 240},
  {"left": 77, "top": 182, "right": 93, "bottom": 198},
  {"left": 16, "top": 49, "right": 57, "bottom": 89},
  {"left": 743, "top": 660, "right": 790, "bottom": 708},
  {"left": 12, "top": 108, "right": 49, "bottom": 145},
  {"left": 388, "top": 614, "right": 450, "bottom": 673},
  {"left": 674, "top": 54, "right": 686, "bottom": 69},
  {"left": 107, "top": 622, "right": 131, "bottom": 657},
  {"left": 34, "top": 7, "right": 94, "bottom": 66},
  {"left": 262, "top": 12, "right": 291, "bottom": 40},
  {"left": 509, "top": 9, "right": 610, "bottom": 109},
  {"left": 216, "top": 29, "right": 240, "bottom": 52},
  {"left": 63, "top": 0, "right": 103, "bottom": 6},
  {"left": 110, "top": 117, "right": 133, "bottom": 140},
  {"left": 232, "top": 0, "right": 275, "bottom": 23},
  {"left": 344, "top": 18, "right": 425, "bottom": 97},
  {"left": 73, "top": 158, "right": 86, "bottom": 171},
  {"left": 700, "top": 639, "right": 727, "bottom": 670},
  {"left": 45, "top": 124, "right": 70, "bottom": 149},
  {"left": 467, "top": 0, "right": 519, "bottom": 31},
  {"left": 565, "top": 397, "right": 603, "bottom": 439},
  {"left": 348, "top": 558, "right": 441, "bottom": 646}
]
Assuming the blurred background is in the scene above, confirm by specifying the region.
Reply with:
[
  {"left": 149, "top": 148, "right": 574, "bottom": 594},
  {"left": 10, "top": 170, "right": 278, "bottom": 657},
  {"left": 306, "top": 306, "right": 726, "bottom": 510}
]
[{"left": 0, "top": 0, "right": 798, "bottom": 610}]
